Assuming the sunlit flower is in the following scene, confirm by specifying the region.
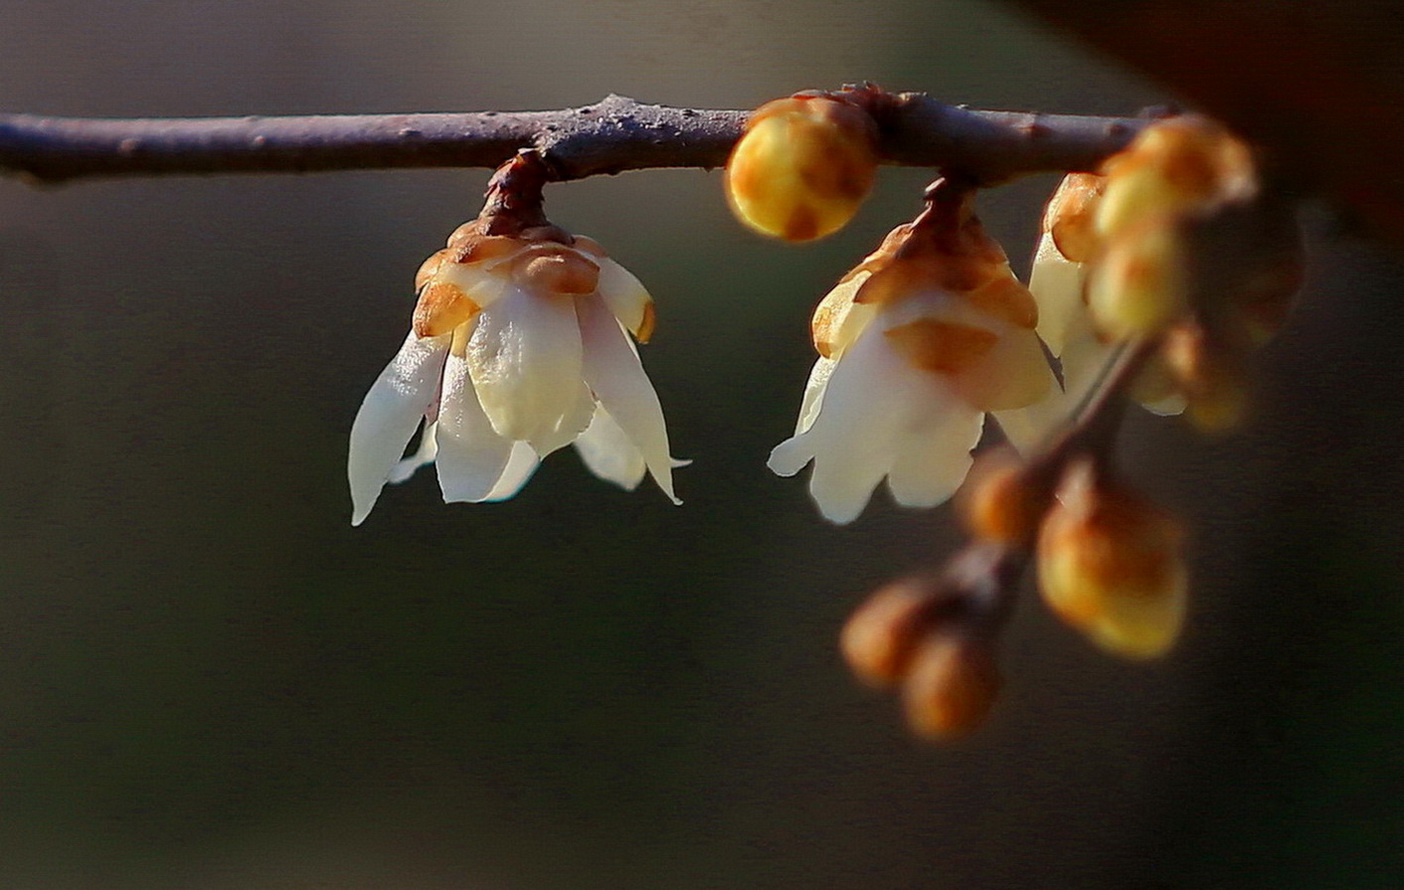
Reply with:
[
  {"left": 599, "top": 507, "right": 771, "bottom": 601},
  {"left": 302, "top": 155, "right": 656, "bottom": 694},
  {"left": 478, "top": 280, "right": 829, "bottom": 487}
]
[
  {"left": 769, "top": 184, "right": 1054, "bottom": 523},
  {"left": 348, "top": 221, "right": 680, "bottom": 525},
  {"left": 999, "top": 118, "right": 1300, "bottom": 445},
  {"left": 995, "top": 173, "right": 1183, "bottom": 452}
]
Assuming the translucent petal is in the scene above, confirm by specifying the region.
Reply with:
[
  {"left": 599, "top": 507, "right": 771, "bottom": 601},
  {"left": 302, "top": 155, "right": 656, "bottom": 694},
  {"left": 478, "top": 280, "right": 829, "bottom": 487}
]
[
  {"left": 769, "top": 322, "right": 974, "bottom": 523},
  {"left": 466, "top": 284, "right": 591, "bottom": 453},
  {"left": 886, "top": 408, "right": 984, "bottom": 508},
  {"left": 595, "top": 257, "right": 654, "bottom": 340},
  {"left": 434, "top": 262, "right": 512, "bottom": 309},
  {"left": 574, "top": 405, "right": 647, "bottom": 491},
  {"left": 794, "top": 357, "right": 837, "bottom": 435},
  {"left": 577, "top": 293, "right": 681, "bottom": 504},
  {"left": 348, "top": 331, "right": 450, "bottom": 526},
  {"left": 434, "top": 351, "right": 516, "bottom": 503},
  {"left": 482, "top": 442, "right": 540, "bottom": 501},
  {"left": 388, "top": 420, "right": 438, "bottom": 484},
  {"left": 1028, "top": 234, "right": 1087, "bottom": 357}
]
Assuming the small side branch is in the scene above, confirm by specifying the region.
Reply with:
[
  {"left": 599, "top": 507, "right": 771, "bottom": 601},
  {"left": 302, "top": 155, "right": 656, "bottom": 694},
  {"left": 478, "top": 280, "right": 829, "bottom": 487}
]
[{"left": 0, "top": 93, "right": 1144, "bottom": 185}]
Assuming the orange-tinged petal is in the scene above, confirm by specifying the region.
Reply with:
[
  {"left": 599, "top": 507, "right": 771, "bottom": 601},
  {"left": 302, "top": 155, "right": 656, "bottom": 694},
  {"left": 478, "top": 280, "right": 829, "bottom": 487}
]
[
  {"left": 964, "top": 273, "right": 1039, "bottom": 329},
  {"left": 413, "top": 282, "right": 481, "bottom": 338},
  {"left": 884, "top": 319, "right": 999, "bottom": 376}
]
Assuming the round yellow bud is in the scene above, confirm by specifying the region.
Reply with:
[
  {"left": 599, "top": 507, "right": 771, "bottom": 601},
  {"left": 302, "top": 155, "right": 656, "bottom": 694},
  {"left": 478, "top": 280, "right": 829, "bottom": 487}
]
[
  {"left": 1086, "top": 219, "right": 1188, "bottom": 340},
  {"left": 724, "top": 95, "right": 878, "bottom": 242},
  {"left": 1036, "top": 461, "right": 1188, "bottom": 659}
]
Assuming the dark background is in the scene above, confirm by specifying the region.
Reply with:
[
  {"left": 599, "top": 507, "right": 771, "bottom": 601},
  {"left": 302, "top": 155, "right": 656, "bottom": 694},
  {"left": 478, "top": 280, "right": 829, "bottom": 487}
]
[{"left": 0, "top": 1, "right": 1400, "bottom": 887}]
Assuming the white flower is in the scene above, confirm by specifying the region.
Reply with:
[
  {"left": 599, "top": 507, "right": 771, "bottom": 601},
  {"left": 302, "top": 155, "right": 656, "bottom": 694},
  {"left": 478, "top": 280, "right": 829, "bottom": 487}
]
[
  {"left": 348, "top": 223, "right": 680, "bottom": 525},
  {"left": 769, "top": 198, "right": 1054, "bottom": 524},
  {"left": 995, "top": 174, "right": 1183, "bottom": 453}
]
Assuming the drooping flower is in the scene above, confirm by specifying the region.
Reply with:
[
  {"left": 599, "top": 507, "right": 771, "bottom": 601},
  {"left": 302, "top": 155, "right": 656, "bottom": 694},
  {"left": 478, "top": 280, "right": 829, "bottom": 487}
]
[
  {"left": 994, "top": 173, "right": 1185, "bottom": 452},
  {"left": 997, "top": 118, "right": 1301, "bottom": 446},
  {"left": 768, "top": 181, "right": 1054, "bottom": 523},
  {"left": 348, "top": 167, "right": 681, "bottom": 525}
]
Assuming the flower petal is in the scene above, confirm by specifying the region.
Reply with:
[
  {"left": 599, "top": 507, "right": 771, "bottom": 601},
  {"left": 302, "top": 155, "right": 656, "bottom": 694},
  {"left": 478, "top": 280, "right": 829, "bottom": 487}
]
[
  {"left": 596, "top": 257, "right": 655, "bottom": 341},
  {"left": 467, "top": 284, "right": 592, "bottom": 453},
  {"left": 769, "top": 322, "right": 973, "bottom": 523},
  {"left": 1028, "top": 234, "right": 1087, "bottom": 357},
  {"left": 434, "top": 351, "right": 516, "bottom": 503},
  {"left": 577, "top": 293, "right": 681, "bottom": 504},
  {"left": 348, "top": 331, "right": 450, "bottom": 526},
  {"left": 886, "top": 407, "right": 983, "bottom": 508},
  {"left": 483, "top": 441, "right": 540, "bottom": 501},
  {"left": 388, "top": 420, "right": 438, "bottom": 484},
  {"left": 795, "top": 356, "right": 837, "bottom": 435},
  {"left": 574, "top": 405, "right": 647, "bottom": 491}
]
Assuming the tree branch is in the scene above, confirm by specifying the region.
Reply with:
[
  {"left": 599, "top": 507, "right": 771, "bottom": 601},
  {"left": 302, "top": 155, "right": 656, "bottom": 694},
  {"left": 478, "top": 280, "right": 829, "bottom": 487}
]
[{"left": 0, "top": 93, "right": 1144, "bottom": 186}]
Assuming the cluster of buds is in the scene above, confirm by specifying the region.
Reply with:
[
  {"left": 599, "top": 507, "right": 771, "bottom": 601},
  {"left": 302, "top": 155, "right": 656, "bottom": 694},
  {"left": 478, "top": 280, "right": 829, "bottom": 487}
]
[
  {"left": 773, "top": 109, "right": 1303, "bottom": 736},
  {"left": 1003, "top": 116, "right": 1302, "bottom": 445},
  {"left": 840, "top": 550, "right": 1012, "bottom": 738}
]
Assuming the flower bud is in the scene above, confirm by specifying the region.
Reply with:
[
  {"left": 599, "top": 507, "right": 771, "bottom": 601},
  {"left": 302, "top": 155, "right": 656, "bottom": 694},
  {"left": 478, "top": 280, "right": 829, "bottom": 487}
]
[
  {"left": 902, "top": 635, "right": 1001, "bottom": 738},
  {"left": 958, "top": 451, "right": 1047, "bottom": 546},
  {"left": 840, "top": 580, "right": 935, "bottom": 687},
  {"left": 724, "top": 95, "right": 878, "bottom": 242},
  {"left": 1095, "top": 116, "right": 1256, "bottom": 239},
  {"left": 1036, "top": 460, "right": 1187, "bottom": 659},
  {"left": 1161, "top": 322, "right": 1249, "bottom": 432},
  {"left": 1086, "top": 218, "right": 1188, "bottom": 340}
]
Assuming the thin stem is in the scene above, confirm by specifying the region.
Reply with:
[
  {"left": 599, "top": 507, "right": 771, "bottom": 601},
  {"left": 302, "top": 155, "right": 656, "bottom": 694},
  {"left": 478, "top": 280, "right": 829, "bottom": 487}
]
[{"left": 0, "top": 93, "right": 1144, "bottom": 185}]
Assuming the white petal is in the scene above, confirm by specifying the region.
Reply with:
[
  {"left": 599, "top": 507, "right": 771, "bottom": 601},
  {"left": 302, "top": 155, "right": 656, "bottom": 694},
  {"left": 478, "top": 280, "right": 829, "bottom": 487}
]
[
  {"left": 467, "top": 285, "right": 591, "bottom": 453},
  {"left": 769, "top": 322, "right": 974, "bottom": 523},
  {"left": 794, "top": 357, "right": 837, "bottom": 435},
  {"left": 887, "top": 408, "right": 983, "bottom": 508},
  {"left": 595, "top": 257, "right": 653, "bottom": 338},
  {"left": 434, "top": 351, "right": 517, "bottom": 503},
  {"left": 483, "top": 442, "right": 540, "bottom": 501},
  {"left": 433, "top": 263, "right": 511, "bottom": 309},
  {"left": 577, "top": 293, "right": 681, "bottom": 504},
  {"left": 994, "top": 320, "right": 1101, "bottom": 455},
  {"left": 388, "top": 420, "right": 438, "bottom": 484},
  {"left": 348, "top": 331, "right": 450, "bottom": 526},
  {"left": 574, "top": 405, "right": 647, "bottom": 491},
  {"left": 961, "top": 324, "right": 1056, "bottom": 412},
  {"left": 1028, "top": 234, "right": 1087, "bottom": 357}
]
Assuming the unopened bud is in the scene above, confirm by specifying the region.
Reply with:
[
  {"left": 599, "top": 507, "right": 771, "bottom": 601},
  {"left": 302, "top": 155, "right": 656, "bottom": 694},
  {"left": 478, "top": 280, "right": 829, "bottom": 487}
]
[
  {"left": 959, "top": 452, "right": 1047, "bottom": 546},
  {"left": 1036, "top": 460, "right": 1188, "bottom": 659},
  {"left": 1086, "top": 218, "right": 1188, "bottom": 340},
  {"left": 840, "top": 580, "right": 935, "bottom": 686},
  {"left": 902, "top": 635, "right": 1001, "bottom": 738},
  {"left": 1161, "top": 323, "right": 1249, "bottom": 432},
  {"left": 1096, "top": 116, "right": 1256, "bottom": 239},
  {"left": 724, "top": 95, "right": 878, "bottom": 242}
]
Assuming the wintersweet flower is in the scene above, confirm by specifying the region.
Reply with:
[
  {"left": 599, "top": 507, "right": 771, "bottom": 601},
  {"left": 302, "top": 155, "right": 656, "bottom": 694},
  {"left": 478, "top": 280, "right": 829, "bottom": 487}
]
[
  {"left": 995, "top": 173, "right": 1183, "bottom": 452},
  {"left": 348, "top": 219, "right": 680, "bottom": 525},
  {"left": 768, "top": 182, "right": 1054, "bottom": 523}
]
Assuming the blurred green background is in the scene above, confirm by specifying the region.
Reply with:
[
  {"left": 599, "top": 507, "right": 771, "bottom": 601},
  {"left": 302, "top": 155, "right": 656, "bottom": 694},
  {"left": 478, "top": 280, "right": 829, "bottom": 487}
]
[{"left": 0, "top": 1, "right": 1400, "bottom": 887}]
